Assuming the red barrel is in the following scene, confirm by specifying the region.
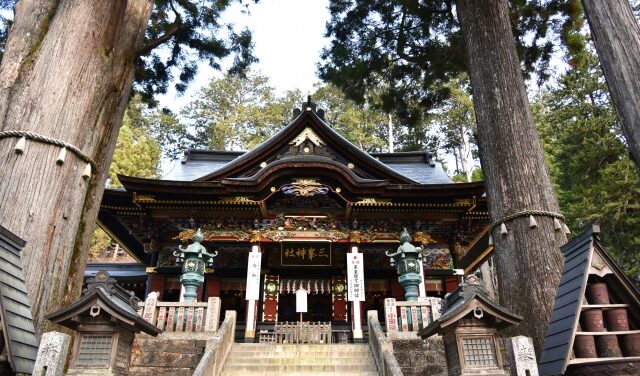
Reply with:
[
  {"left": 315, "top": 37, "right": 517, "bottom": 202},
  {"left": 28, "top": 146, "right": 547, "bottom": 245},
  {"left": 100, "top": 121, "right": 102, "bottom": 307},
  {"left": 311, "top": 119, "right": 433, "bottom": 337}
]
[
  {"left": 596, "top": 335, "right": 622, "bottom": 357},
  {"left": 623, "top": 333, "right": 640, "bottom": 356},
  {"left": 574, "top": 335, "right": 597, "bottom": 358},
  {"left": 586, "top": 283, "right": 610, "bottom": 304},
  {"left": 581, "top": 309, "right": 605, "bottom": 332},
  {"left": 605, "top": 308, "right": 629, "bottom": 331}
]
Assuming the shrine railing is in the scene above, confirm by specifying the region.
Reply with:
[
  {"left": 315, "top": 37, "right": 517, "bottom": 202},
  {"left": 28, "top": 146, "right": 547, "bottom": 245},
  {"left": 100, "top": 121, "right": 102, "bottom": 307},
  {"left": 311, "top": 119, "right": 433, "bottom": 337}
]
[
  {"left": 273, "top": 321, "right": 332, "bottom": 344},
  {"left": 383, "top": 297, "right": 443, "bottom": 337},
  {"left": 367, "top": 311, "right": 403, "bottom": 376},
  {"left": 138, "top": 293, "right": 222, "bottom": 332},
  {"left": 192, "top": 311, "right": 237, "bottom": 376}
]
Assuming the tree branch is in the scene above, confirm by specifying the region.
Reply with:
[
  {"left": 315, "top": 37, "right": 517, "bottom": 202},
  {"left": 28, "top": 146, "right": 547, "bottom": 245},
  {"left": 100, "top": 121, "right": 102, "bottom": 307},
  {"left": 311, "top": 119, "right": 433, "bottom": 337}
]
[
  {"left": 136, "top": 1, "right": 182, "bottom": 56},
  {"left": 137, "top": 20, "right": 180, "bottom": 56}
]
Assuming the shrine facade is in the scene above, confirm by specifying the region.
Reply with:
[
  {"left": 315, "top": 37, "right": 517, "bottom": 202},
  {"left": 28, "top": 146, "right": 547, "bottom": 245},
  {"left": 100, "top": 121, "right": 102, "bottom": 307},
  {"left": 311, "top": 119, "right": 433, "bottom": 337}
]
[{"left": 96, "top": 99, "right": 490, "bottom": 341}]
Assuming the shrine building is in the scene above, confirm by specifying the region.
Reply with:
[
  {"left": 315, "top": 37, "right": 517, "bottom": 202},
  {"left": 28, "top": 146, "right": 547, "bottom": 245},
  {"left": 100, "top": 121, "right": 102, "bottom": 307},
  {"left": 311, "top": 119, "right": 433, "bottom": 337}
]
[{"left": 95, "top": 98, "right": 490, "bottom": 341}]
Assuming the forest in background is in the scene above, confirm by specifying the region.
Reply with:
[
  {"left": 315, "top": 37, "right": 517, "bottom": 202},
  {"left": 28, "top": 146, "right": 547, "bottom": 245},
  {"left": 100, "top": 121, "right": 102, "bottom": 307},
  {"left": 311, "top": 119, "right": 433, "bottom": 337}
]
[
  {"left": 1, "top": 0, "right": 635, "bottom": 279},
  {"left": 95, "top": 46, "right": 640, "bottom": 283},
  {"left": 0, "top": 0, "right": 637, "bottom": 349}
]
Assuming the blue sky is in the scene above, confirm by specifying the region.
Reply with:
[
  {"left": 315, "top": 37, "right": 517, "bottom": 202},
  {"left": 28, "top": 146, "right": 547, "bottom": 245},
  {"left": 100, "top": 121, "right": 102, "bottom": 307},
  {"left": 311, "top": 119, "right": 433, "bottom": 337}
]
[{"left": 159, "top": 0, "right": 331, "bottom": 110}]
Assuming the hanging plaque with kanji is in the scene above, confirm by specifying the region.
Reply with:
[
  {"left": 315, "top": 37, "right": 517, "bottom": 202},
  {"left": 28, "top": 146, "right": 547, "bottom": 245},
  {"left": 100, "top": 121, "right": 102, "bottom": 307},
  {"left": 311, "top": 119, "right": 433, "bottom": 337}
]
[{"left": 281, "top": 241, "right": 331, "bottom": 266}]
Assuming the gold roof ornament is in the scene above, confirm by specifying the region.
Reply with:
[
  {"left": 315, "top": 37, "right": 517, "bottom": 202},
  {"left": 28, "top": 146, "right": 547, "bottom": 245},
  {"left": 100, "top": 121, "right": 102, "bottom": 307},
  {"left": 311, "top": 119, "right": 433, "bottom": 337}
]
[
  {"left": 281, "top": 179, "right": 329, "bottom": 197},
  {"left": 249, "top": 230, "right": 261, "bottom": 243},
  {"left": 413, "top": 231, "right": 436, "bottom": 246},
  {"left": 290, "top": 127, "right": 324, "bottom": 146},
  {"left": 132, "top": 192, "right": 156, "bottom": 204},
  {"left": 355, "top": 197, "right": 393, "bottom": 206},
  {"left": 349, "top": 230, "right": 362, "bottom": 244},
  {"left": 173, "top": 229, "right": 196, "bottom": 242}
]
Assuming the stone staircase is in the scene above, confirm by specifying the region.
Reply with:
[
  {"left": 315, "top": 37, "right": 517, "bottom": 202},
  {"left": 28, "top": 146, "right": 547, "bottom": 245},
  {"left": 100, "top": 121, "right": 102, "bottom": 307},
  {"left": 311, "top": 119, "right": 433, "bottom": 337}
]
[{"left": 220, "top": 343, "right": 379, "bottom": 376}]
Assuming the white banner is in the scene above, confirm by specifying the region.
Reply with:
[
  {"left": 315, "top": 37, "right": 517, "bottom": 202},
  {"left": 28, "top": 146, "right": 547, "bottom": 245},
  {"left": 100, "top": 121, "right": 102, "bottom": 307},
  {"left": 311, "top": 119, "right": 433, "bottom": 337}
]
[
  {"left": 245, "top": 251, "right": 262, "bottom": 300},
  {"left": 296, "top": 289, "right": 308, "bottom": 312},
  {"left": 347, "top": 252, "right": 365, "bottom": 301}
]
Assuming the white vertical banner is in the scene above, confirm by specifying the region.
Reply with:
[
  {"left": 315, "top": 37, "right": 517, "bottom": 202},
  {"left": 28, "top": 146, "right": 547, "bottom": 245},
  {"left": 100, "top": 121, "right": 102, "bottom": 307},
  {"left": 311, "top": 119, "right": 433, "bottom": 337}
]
[
  {"left": 347, "top": 252, "right": 365, "bottom": 301},
  {"left": 296, "top": 289, "right": 308, "bottom": 313},
  {"left": 245, "top": 251, "right": 262, "bottom": 300}
]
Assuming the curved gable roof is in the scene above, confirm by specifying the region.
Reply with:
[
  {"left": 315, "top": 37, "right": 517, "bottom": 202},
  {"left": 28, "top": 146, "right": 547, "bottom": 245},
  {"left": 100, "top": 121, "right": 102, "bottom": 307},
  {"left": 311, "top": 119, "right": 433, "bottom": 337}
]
[{"left": 195, "top": 108, "right": 418, "bottom": 184}]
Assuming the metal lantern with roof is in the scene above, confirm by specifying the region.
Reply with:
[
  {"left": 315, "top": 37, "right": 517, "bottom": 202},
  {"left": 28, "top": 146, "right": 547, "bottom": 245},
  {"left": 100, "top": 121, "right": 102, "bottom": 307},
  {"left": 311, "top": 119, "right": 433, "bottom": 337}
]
[
  {"left": 173, "top": 228, "right": 218, "bottom": 302},
  {"left": 386, "top": 228, "right": 424, "bottom": 301}
]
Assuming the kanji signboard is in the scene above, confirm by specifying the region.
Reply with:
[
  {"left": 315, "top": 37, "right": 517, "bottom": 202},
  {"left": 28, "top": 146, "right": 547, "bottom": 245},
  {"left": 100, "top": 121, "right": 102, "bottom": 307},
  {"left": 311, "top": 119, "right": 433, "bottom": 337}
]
[
  {"left": 281, "top": 241, "right": 331, "bottom": 266},
  {"left": 245, "top": 251, "right": 262, "bottom": 300},
  {"left": 347, "top": 252, "right": 365, "bottom": 301}
]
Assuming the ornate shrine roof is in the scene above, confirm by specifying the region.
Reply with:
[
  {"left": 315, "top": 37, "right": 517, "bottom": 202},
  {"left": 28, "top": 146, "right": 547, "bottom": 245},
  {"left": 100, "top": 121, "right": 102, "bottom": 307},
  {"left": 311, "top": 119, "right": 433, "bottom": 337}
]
[
  {"left": 164, "top": 149, "right": 452, "bottom": 185},
  {"left": 98, "top": 99, "right": 489, "bottom": 264}
]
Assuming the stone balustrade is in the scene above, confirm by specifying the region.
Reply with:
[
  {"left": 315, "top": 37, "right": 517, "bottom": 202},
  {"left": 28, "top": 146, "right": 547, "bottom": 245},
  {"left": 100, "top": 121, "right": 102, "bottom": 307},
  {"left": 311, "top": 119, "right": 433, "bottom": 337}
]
[
  {"left": 368, "top": 310, "right": 404, "bottom": 376},
  {"left": 138, "top": 293, "right": 222, "bottom": 332},
  {"left": 192, "top": 311, "right": 237, "bottom": 376},
  {"left": 384, "top": 297, "right": 443, "bottom": 338}
]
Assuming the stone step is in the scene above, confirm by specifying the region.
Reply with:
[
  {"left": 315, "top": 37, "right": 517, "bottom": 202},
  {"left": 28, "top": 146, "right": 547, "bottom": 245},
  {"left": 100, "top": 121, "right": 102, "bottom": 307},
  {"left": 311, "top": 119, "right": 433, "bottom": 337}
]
[
  {"left": 220, "top": 364, "right": 378, "bottom": 373},
  {"left": 229, "top": 344, "right": 371, "bottom": 353},
  {"left": 226, "top": 350, "right": 373, "bottom": 358},
  {"left": 221, "top": 372, "right": 378, "bottom": 376},
  {"left": 221, "top": 343, "right": 378, "bottom": 375},
  {"left": 225, "top": 356, "right": 375, "bottom": 366}
]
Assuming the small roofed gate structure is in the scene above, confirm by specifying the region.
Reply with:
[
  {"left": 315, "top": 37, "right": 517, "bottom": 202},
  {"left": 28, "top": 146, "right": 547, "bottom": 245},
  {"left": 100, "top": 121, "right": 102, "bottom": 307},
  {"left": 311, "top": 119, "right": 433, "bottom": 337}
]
[
  {"left": 96, "top": 98, "right": 490, "bottom": 342},
  {"left": 419, "top": 274, "right": 522, "bottom": 376},
  {"left": 539, "top": 225, "right": 640, "bottom": 376},
  {"left": 46, "top": 271, "right": 160, "bottom": 375},
  {"left": 0, "top": 224, "right": 38, "bottom": 375}
]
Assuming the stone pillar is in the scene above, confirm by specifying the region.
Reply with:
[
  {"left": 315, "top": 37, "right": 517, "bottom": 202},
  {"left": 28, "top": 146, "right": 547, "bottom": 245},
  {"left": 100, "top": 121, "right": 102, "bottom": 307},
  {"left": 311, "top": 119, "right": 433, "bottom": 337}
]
[
  {"left": 349, "top": 245, "right": 364, "bottom": 342},
  {"left": 384, "top": 298, "right": 398, "bottom": 338},
  {"left": 32, "top": 331, "right": 71, "bottom": 376},
  {"left": 506, "top": 336, "right": 539, "bottom": 376},
  {"left": 245, "top": 243, "right": 261, "bottom": 342},
  {"left": 142, "top": 291, "right": 159, "bottom": 325},
  {"left": 204, "top": 296, "right": 221, "bottom": 332}
]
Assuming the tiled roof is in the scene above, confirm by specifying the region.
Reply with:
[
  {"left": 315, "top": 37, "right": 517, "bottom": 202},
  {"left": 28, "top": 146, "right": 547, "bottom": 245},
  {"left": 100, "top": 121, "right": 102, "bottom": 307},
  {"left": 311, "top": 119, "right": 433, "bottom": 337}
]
[
  {"left": 162, "top": 149, "right": 452, "bottom": 184},
  {"left": 539, "top": 225, "right": 640, "bottom": 376},
  {"left": 0, "top": 225, "right": 38, "bottom": 375},
  {"left": 538, "top": 229, "right": 593, "bottom": 376},
  {"left": 418, "top": 276, "right": 522, "bottom": 339},
  {"left": 46, "top": 271, "right": 160, "bottom": 336}
]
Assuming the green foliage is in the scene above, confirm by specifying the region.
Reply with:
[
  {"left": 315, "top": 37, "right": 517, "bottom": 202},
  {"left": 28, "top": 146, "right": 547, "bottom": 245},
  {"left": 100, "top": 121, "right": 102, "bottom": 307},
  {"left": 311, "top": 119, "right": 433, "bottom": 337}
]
[
  {"left": 135, "top": 0, "right": 258, "bottom": 103},
  {"left": 318, "top": 0, "right": 582, "bottom": 126},
  {"left": 0, "top": 1, "right": 259, "bottom": 103},
  {"left": 434, "top": 75, "right": 477, "bottom": 180},
  {"left": 181, "top": 72, "right": 295, "bottom": 150},
  {"left": 535, "top": 54, "right": 640, "bottom": 281},
  {"left": 107, "top": 97, "right": 162, "bottom": 187},
  {"left": 313, "top": 85, "right": 389, "bottom": 152}
]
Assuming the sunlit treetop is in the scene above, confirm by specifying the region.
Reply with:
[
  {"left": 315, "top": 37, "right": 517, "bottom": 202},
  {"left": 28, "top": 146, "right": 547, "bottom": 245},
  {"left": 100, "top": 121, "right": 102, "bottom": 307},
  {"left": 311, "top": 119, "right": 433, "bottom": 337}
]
[
  {"left": 137, "top": 0, "right": 259, "bottom": 104},
  {"left": 318, "top": 0, "right": 587, "bottom": 124},
  {"left": 0, "top": 0, "right": 259, "bottom": 105}
]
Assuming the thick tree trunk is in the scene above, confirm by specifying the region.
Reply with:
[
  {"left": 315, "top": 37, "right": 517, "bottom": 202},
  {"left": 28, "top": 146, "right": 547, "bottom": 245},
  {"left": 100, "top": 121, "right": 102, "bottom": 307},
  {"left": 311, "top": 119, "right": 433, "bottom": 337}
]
[
  {"left": 0, "top": 0, "right": 153, "bottom": 335},
  {"left": 456, "top": 0, "right": 567, "bottom": 354},
  {"left": 582, "top": 0, "right": 640, "bottom": 175}
]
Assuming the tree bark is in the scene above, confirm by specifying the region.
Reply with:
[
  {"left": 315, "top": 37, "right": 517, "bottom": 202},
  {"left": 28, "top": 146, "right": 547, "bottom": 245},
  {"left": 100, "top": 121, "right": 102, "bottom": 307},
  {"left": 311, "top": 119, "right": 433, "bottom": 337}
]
[
  {"left": 0, "top": 0, "right": 153, "bottom": 335},
  {"left": 456, "top": 0, "right": 567, "bottom": 354},
  {"left": 581, "top": 0, "right": 640, "bottom": 176}
]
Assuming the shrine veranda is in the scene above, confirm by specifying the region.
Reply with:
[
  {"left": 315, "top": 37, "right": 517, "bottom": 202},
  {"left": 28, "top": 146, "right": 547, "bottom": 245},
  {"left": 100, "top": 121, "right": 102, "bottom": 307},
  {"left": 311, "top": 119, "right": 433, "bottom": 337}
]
[{"left": 95, "top": 102, "right": 491, "bottom": 340}]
